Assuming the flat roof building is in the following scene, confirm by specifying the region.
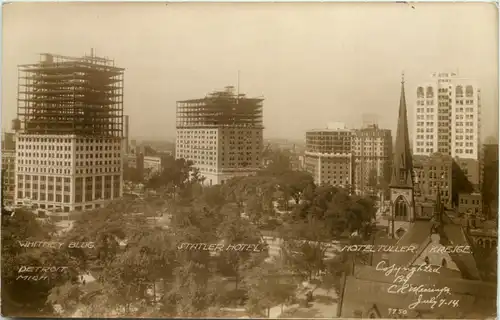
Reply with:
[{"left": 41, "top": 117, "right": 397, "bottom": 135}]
[
  {"left": 413, "top": 72, "right": 481, "bottom": 160},
  {"left": 15, "top": 50, "right": 125, "bottom": 212},
  {"left": 304, "top": 124, "right": 354, "bottom": 188}
]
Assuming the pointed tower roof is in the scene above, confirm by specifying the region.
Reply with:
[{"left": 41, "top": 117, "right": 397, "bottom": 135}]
[{"left": 390, "top": 73, "right": 414, "bottom": 188}]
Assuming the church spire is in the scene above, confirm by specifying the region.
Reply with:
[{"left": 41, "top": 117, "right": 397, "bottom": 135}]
[{"left": 390, "top": 72, "right": 414, "bottom": 188}]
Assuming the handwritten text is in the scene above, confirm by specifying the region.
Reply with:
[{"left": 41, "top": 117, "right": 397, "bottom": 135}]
[
  {"left": 177, "top": 243, "right": 265, "bottom": 252},
  {"left": 341, "top": 245, "right": 417, "bottom": 253}
]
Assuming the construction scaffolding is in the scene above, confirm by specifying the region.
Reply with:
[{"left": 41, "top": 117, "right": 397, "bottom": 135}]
[
  {"left": 176, "top": 86, "right": 263, "bottom": 128},
  {"left": 17, "top": 50, "right": 124, "bottom": 137}
]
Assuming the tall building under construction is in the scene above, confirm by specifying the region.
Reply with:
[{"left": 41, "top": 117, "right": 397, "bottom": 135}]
[
  {"left": 15, "top": 50, "right": 125, "bottom": 211},
  {"left": 176, "top": 86, "right": 264, "bottom": 185}
]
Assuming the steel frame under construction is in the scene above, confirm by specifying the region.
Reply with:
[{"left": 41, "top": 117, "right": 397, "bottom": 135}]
[
  {"left": 176, "top": 86, "right": 263, "bottom": 128},
  {"left": 17, "top": 50, "right": 124, "bottom": 137}
]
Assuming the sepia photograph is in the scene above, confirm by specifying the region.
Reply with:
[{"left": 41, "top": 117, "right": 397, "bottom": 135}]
[{"left": 1, "top": 2, "right": 498, "bottom": 319}]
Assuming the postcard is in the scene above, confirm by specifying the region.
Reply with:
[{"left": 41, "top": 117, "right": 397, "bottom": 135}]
[{"left": 1, "top": 2, "right": 498, "bottom": 319}]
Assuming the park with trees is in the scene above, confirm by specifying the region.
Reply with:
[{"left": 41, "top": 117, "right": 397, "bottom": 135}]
[{"left": 1, "top": 153, "right": 377, "bottom": 318}]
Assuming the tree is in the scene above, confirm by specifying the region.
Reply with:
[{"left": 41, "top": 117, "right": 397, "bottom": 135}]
[
  {"left": 288, "top": 185, "right": 376, "bottom": 238},
  {"left": 216, "top": 203, "right": 267, "bottom": 290},
  {"left": 263, "top": 148, "right": 293, "bottom": 175},
  {"left": 123, "top": 164, "right": 143, "bottom": 183},
  {"left": 145, "top": 157, "right": 204, "bottom": 195},
  {"left": 1, "top": 209, "right": 77, "bottom": 317},
  {"left": 46, "top": 282, "right": 84, "bottom": 317},
  {"left": 278, "top": 171, "right": 314, "bottom": 205},
  {"left": 244, "top": 261, "right": 296, "bottom": 317},
  {"left": 280, "top": 218, "right": 330, "bottom": 281}
]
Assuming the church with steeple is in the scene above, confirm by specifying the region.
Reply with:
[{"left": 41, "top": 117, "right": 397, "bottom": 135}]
[
  {"left": 389, "top": 73, "right": 416, "bottom": 237},
  {"left": 336, "top": 75, "right": 496, "bottom": 319}
]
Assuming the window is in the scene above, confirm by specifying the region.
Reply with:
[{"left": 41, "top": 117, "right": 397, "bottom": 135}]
[
  {"left": 394, "top": 196, "right": 408, "bottom": 219},
  {"left": 417, "top": 87, "right": 424, "bottom": 98},
  {"left": 426, "top": 87, "right": 434, "bottom": 98},
  {"left": 466, "top": 85, "right": 473, "bottom": 97}
]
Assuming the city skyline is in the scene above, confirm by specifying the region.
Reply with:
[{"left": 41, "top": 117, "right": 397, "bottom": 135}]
[
  {"left": 2, "top": 2, "right": 498, "bottom": 141},
  {"left": 2, "top": 3, "right": 498, "bottom": 318}
]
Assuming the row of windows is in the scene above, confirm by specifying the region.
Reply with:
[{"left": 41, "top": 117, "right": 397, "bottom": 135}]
[
  {"left": 455, "top": 122, "right": 475, "bottom": 127},
  {"left": 460, "top": 198, "right": 481, "bottom": 205},
  {"left": 415, "top": 148, "right": 435, "bottom": 153},
  {"left": 415, "top": 135, "right": 434, "bottom": 140},
  {"left": 18, "top": 192, "right": 71, "bottom": 203},
  {"left": 455, "top": 115, "right": 475, "bottom": 120},
  {"left": 179, "top": 130, "right": 217, "bottom": 135},
  {"left": 17, "top": 166, "right": 121, "bottom": 174},
  {"left": 417, "top": 85, "right": 474, "bottom": 99},
  {"left": 416, "top": 115, "right": 435, "bottom": 120},
  {"left": 18, "top": 137, "right": 121, "bottom": 145},
  {"left": 456, "top": 149, "right": 475, "bottom": 154},
  {"left": 17, "top": 167, "right": 70, "bottom": 174},
  {"left": 19, "top": 159, "right": 120, "bottom": 166},
  {"left": 455, "top": 100, "right": 475, "bottom": 105},
  {"left": 18, "top": 175, "right": 70, "bottom": 182},
  {"left": 415, "top": 122, "right": 435, "bottom": 126},
  {"left": 416, "top": 141, "right": 434, "bottom": 146},
  {"left": 455, "top": 142, "right": 475, "bottom": 147},
  {"left": 76, "top": 160, "right": 120, "bottom": 166},
  {"left": 415, "top": 107, "right": 436, "bottom": 113},
  {"left": 18, "top": 190, "right": 120, "bottom": 203},
  {"left": 415, "top": 100, "right": 435, "bottom": 106},
  {"left": 456, "top": 128, "right": 475, "bottom": 133},
  {"left": 455, "top": 135, "right": 476, "bottom": 140},
  {"left": 17, "top": 152, "right": 120, "bottom": 159},
  {"left": 18, "top": 183, "right": 70, "bottom": 191}
]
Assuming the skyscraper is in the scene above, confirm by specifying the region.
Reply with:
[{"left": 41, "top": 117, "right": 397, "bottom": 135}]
[
  {"left": 413, "top": 72, "right": 481, "bottom": 160},
  {"left": 304, "top": 122, "right": 354, "bottom": 187},
  {"left": 15, "top": 51, "right": 125, "bottom": 212},
  {"left": 352, "top": 124, "right": 392, "bottom": 194},
  {"left": 175, "top": 86, "right": 263, "bottom": 185}
]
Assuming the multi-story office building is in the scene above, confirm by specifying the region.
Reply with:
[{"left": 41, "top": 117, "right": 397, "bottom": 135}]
[
  {"left": 176, "top": 86, "right": 263, "bottom": 185},
  {"left": 454, "top": 157, "right": 481, "bottom": 191},
  {"left": 123, "top": 115, "right": 130, "bottom": 155},
  {"left": 413, "top": 153, "right": 453, "bottom": 208},
  {"left": 480, "top": 142, "right": 498, "bottom": 218},
  {"left": 15, "top": 51, "right": 124, "bottom": 212},
  {"left": 304, "top": 122, "right": 354, "bottom": 187},
  {"left": 458, "top": 192, "right": 483, "bottom": 216},
  {"left": 2, "top": 132, "right": 16, "bottom": 150},
  {"left": 413, "top": 72, "right": 481, "bottom": 160},
  {"left": 2, "top": 130, "right": 16, "bottom": 205},
  {"left": 352, "top": 124, "right": 392, "bottom": 194},
  {"left": 2, "top": 133, "right": 16, "bottom": 202}
]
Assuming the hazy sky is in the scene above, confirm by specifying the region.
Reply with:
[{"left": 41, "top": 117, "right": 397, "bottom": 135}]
[{"left": 2, "top": 2, "right": 498, "bottom": 141}]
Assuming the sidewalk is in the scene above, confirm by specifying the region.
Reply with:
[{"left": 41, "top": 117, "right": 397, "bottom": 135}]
[{"left": 268, "top": 284, "right": 338, "bottom": 318}]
